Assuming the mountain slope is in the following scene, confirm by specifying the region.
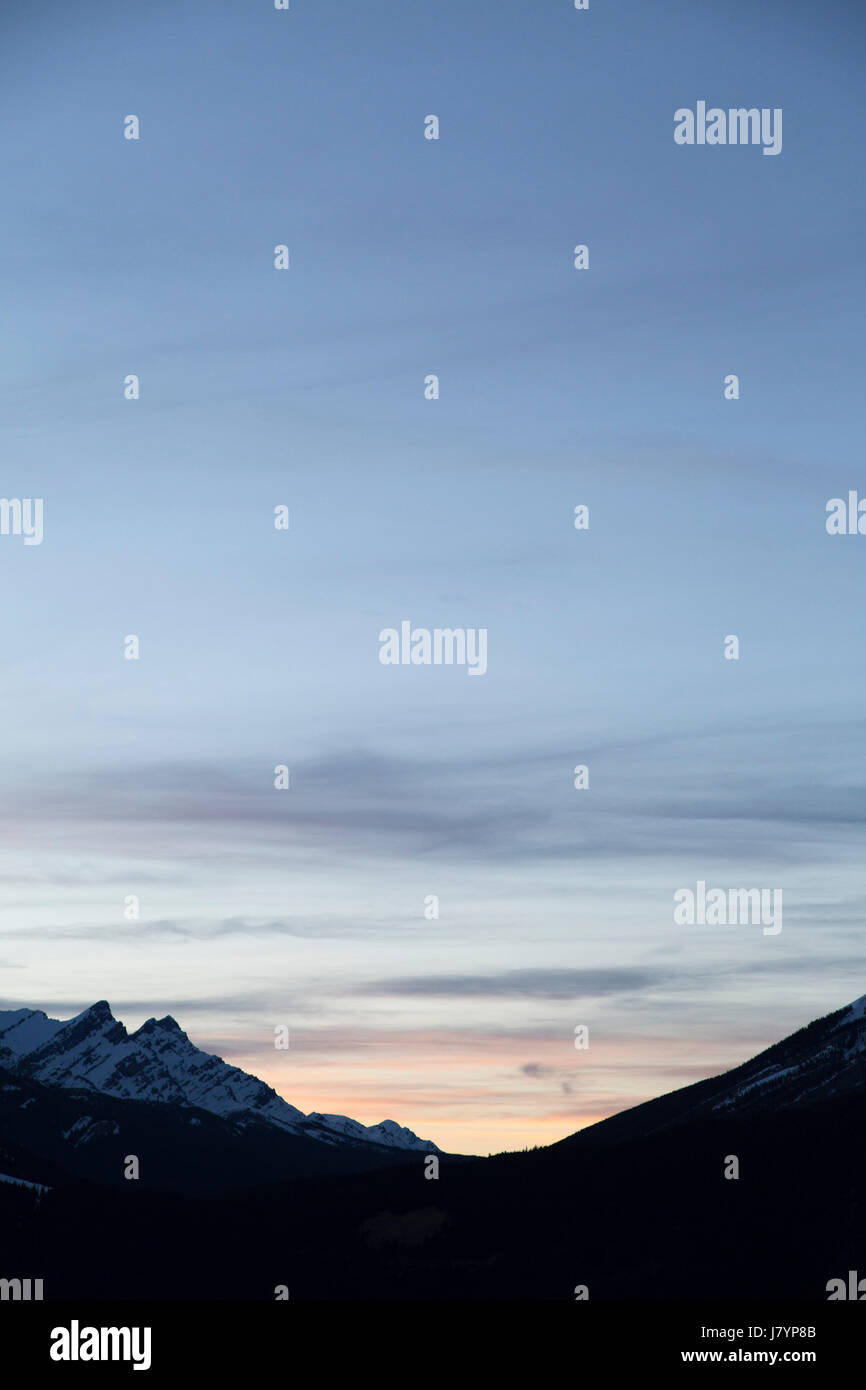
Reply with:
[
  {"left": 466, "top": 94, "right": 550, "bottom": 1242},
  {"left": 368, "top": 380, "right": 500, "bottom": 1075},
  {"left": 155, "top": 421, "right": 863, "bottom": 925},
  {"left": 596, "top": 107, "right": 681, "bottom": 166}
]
[
  {"left": 554, "top": 990, "right": 866, "bottom": 1150},
  {"left": 0, "top": 1001, "right": 437, "bottom": 1154},
  {"left": 0, "top": 1062, "right": 438, "bottom": 1195},
  {"left": 1, "top": 992, "right": 864, "bottom": 1297}
]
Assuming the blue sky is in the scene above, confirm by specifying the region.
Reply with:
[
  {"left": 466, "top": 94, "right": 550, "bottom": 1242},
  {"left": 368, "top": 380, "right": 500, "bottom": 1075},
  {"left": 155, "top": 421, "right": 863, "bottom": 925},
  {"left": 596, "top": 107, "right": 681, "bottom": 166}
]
[{"left": 0, "top": 0, "right": 864, "bottom": 1152}]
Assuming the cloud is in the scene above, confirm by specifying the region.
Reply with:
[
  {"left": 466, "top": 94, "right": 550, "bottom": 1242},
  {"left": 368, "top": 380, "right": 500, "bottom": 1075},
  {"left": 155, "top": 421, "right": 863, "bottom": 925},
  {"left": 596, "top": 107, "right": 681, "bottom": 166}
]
[
  {"left": 0, "top": 992, "right": 319, "bottom": 1023},
  {"left": 0, "top": 914, "right": 421, "bottom": 944},
  {"left": 1, "top": 719, "right": 865, "bottom": 889},
  {"left": 360, "top": 968, "right": 665, "bottom": 1001}
]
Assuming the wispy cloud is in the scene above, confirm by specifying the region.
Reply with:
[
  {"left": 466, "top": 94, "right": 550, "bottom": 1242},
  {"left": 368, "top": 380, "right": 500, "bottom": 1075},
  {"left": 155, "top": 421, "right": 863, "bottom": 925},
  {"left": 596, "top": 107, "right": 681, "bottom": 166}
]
[
  {"left": 2, "top": 719, "right": 865, "bottom": 871},
  {"left": 359, "top": 967, "right": 666, "bottom": 1001}
]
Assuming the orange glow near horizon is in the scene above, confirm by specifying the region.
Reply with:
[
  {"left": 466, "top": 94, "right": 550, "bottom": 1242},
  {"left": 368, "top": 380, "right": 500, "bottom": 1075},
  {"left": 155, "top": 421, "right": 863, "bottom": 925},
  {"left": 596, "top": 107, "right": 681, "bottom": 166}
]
[{"left": 213, "top": 1025, "right": 757, "bottom": 1156}]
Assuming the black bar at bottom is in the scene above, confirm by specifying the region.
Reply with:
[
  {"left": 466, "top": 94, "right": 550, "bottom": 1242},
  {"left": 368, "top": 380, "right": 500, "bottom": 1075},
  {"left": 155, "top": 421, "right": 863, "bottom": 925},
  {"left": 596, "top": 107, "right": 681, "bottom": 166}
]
[{"left": 0, "top": 1299, "right": 859, "bottom": 1376}]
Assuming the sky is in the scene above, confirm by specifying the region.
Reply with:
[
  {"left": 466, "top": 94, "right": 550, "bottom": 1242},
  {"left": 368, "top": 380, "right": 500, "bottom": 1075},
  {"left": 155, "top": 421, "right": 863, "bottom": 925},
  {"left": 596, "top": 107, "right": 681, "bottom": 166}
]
[{"left": 0, "top": 0, "right": 864, "bottom": 1154}]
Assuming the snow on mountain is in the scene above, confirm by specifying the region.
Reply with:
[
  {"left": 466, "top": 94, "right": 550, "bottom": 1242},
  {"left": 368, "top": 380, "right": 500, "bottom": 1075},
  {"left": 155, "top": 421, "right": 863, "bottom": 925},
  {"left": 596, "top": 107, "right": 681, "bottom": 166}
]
[
  {"left": 0, "top": 1170, "right": 50, "bottom": 1193},
  {"left": 0, "top": 1002, "right": 437, "bottom": 1153},
  {"left": 844, "top": 991, "right": 866, "bottom": 1023},
  {"left": 0, "top": 1007, "right": 64, "bottom": 1058},
  {"left": 302, "top": 1113, "right": 431, "bottom": 1150},
  {"left": 705, "top": 990, "right": 866, "bottom": 1114},
  {"left": 559, "top": 989, "right": 866, "bottom": 1151}
]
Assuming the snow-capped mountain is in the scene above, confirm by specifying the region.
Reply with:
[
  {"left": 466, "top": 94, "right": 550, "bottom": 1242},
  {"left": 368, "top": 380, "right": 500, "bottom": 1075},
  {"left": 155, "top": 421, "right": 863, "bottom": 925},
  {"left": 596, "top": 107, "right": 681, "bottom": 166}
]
[
  {"left": 0, "top": 1002, "right": 437, "bottom": 1153},
  {"left": 557, "top": 989, "right": 866, "bottom": 1150}
]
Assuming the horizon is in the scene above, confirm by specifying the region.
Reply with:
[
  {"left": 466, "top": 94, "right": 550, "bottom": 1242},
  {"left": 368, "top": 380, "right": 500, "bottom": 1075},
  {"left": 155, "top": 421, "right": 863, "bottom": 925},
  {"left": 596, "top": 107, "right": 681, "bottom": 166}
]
[
  {"left": 2, "top": 985, "right": 862, "bottom": 1155},
  {"left": 1, "top": 0, "right": 865, "bottom": 1157}
]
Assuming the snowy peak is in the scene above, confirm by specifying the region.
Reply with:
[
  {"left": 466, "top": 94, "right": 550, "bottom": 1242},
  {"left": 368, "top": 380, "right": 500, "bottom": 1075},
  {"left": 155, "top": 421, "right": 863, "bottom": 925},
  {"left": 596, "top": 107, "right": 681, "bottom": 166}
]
[
  {"left": 76, "top": 1000, "right": 114, "bottom": 1025},
  {"left": 366, "top": 1119, "right": 428, "bottom": 1146},
  {"left": 47, "top": 1000, "right": 126, "bottom": 1051},
  {"left": 0, "top": 1007, "right": 62, "bottom": 1059},
  {"left": 0, "top": 1002, "right": 438, "bottom": 1153},
  {"left": 0, "top": 1004, "right": 307, "bottom": 1125},
  {"left": 299, "top": 1111, "right": 432, "bottom": 1150},
  {"left": 131, "top": 1016, "right": 187, "bottom": 1041}
]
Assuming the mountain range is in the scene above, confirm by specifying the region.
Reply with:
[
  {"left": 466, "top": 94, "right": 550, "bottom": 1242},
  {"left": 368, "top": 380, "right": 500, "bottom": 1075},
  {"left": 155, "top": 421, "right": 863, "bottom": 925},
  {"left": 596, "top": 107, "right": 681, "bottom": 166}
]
[
  {"left": 0, "top": 990, "right": 864, "bottom": 1299},
  {"left": 0, "top": 1000, "right": 436, "bottom": 1156}
]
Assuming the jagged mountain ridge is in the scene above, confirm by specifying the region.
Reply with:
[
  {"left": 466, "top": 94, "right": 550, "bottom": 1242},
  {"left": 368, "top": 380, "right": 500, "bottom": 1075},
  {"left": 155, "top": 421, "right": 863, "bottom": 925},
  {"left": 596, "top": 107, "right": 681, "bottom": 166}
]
[
  {"left": 2, "top": 991, "right": 865, "bottom": 1297},
  {"left": 0, "top": 1001, "right": 437, "bottom": 1153},
  {"left": 0, "top": 1061, "right": 442, "bottom": 1194}
]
